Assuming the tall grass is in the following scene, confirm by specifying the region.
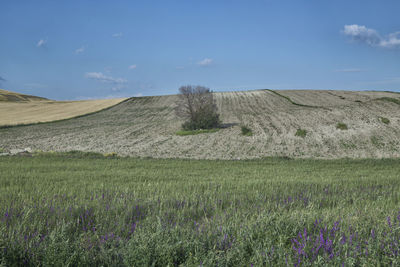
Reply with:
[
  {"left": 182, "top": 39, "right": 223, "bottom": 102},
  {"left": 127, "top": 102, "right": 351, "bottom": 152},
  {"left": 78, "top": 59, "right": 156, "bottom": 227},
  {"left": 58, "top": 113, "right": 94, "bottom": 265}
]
[{"left": 1, "top": 153, "right": 400, "bottom": 265}]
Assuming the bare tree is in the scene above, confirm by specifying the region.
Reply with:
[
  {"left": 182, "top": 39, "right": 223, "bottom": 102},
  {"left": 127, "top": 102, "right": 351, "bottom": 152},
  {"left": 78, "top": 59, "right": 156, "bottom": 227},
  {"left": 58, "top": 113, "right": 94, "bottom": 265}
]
[{"left": 175, "top": 85, "right": 220, "bottom": 130}]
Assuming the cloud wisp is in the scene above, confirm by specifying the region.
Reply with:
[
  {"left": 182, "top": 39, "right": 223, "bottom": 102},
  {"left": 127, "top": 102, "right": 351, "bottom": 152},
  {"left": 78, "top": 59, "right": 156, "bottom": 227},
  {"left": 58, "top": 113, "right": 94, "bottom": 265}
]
[
  {"left": 36, "top": 39, "right": 47, "bottom": 48},
  {"left": 85, "top": 72, "right": 127, "bottom": 84},
  {"left": 129, "top": 64, "right": 137, "bottom": 69},
  {"left": 198, "top": 58, "right": 213, "bottom": 66},
  {"left": 75, "top": 46, "right": 86, "bottom": 54},
  {"left": 343, "top": 25, "right": 400, "bottom": 48},
  {"left": 112, "top": 33, "right": 123, "bottom": 38}
]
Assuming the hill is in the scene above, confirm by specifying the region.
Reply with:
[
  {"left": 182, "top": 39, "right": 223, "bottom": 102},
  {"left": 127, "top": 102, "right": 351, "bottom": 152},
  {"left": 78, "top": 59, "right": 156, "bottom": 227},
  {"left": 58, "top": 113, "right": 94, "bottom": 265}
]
[
  {"left": 0, "top": 89, "right": 127, "bottom": 126},
  {"left": 0, "top": 89, "right": 49, "bottom": 102},
  {"left": 1, "top": 89, "right": 400, "bottom": 159}
]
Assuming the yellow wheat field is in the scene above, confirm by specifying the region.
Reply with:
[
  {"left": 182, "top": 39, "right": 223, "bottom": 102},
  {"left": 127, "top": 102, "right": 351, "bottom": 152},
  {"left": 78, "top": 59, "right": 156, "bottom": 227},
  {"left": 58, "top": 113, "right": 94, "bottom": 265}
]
[{"left": 0, "top": 90, "right": 127, "bottom": 126}]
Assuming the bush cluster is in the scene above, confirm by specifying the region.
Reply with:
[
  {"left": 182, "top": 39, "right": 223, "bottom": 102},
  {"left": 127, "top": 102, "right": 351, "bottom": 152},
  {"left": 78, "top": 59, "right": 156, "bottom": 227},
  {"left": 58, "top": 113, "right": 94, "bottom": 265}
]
[{"left": 181, "top": 111, "right": 220, "bottom": 131}]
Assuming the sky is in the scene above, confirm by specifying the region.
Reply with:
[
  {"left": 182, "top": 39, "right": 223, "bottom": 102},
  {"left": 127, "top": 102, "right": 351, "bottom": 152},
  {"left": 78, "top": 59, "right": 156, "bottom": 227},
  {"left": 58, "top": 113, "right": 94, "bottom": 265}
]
[{"left": 0, "top": 0, "right": 399, "bottom": 100}]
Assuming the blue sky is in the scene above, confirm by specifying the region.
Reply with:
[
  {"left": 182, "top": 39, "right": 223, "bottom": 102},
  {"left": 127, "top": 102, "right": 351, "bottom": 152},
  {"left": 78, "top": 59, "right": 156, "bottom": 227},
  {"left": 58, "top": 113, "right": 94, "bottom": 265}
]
[{"left": 1, "top": 0, "right": 399, "bottom": 100}]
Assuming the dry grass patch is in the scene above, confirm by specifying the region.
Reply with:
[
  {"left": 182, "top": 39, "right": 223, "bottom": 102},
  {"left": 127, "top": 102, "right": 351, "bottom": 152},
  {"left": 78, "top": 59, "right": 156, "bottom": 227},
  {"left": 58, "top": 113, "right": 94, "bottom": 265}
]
[{"left": 0, "top": 98, "right": 127, "bottom": 126}]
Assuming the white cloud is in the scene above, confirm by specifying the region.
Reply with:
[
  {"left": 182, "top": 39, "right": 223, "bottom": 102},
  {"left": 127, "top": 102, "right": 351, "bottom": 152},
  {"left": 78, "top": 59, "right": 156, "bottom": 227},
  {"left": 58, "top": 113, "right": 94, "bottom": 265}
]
[
  {"left": 380, "top": 32, "right": 400, "bottom": 48},
  {"left": 134, "top": 93, "right": 143, "bottom": 97},
  {"left": 334, "top": 68, "right": 364, "bottom": 73},
  {"left": 85, "top": 72, "right": 127, "bottom": 84},
  {"left": 36, "top": 39, "right": 47, "bottom": 47},
  {"left": 198, "top": 58, "right": 213, "bottom": 66},
  {"left": 112, "top": 33, "right": 123, "bottom": 38},
  {"left": 129, "top": 64, "right": 137, "bottom": 69},
  {"left": 75, "top": 46, "right": 86, "bottom": 54},
  {"left": 343, "top": 25, "right": 400, "bottom": 48}
]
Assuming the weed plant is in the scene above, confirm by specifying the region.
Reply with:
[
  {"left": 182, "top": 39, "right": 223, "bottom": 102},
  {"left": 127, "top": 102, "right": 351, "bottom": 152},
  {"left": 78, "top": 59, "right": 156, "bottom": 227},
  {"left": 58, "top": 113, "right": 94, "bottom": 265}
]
[
  {"left": 380, "top": 117, "right": 390, "bottom": 124},
  {"left": 336, "top": 123, "right": 348, "bottom": 130},
  {"left": 241, "top": 126, "right": 253, "bottom": 136},
  {"left": 295, "top": 129, "right": 307, "bottom": 138}
]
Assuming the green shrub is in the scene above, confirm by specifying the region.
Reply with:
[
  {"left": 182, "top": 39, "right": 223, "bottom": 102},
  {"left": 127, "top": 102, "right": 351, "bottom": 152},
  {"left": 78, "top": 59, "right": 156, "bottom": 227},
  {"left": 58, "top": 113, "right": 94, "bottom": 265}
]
[
  {"left": 240, "top": 126, "right": 253, "bottom": 136},
  {"left": 379, "top": 117, "right": 390, "bottom": 124},
  {"left": 295, "top": 129, "right": 307, "bottom": 138},
  {"left": 181, "top": 112, "right": 220, "bottom": 131},
  {"left": 336, "top": 123, "right": 348, "bottom": 130}
]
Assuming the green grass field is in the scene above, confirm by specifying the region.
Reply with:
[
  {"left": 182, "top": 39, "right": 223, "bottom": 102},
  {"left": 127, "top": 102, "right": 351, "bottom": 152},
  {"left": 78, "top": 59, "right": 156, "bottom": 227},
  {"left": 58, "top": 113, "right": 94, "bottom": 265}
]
[{"left": 1, "top": 153, "right": 400, "bottom": 266}]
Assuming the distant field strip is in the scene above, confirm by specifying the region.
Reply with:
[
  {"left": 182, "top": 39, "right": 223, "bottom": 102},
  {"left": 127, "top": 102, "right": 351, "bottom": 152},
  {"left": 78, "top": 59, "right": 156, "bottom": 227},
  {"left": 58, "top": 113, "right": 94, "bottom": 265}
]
[
  {"left": 1, "top": 90, "right": 400, "bottom": 159},
  {"left": 0, "top": 98, "right": 127, "bottom": 126}
]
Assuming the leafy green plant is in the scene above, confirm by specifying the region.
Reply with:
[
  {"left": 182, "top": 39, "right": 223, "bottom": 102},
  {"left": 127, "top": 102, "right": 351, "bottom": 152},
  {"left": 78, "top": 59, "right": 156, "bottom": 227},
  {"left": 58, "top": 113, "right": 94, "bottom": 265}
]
[
  {"left": 241, "top": 126, "right": 253, "bottom": 136},
  {"left": 336, "top": 123, "right": 348, "bottom": 130},
  {"left": 379, "top": 117, "right": 390, "bottom": 124},
  {"left": 295, "top": 129, "right": 307, "bottom": 138}
]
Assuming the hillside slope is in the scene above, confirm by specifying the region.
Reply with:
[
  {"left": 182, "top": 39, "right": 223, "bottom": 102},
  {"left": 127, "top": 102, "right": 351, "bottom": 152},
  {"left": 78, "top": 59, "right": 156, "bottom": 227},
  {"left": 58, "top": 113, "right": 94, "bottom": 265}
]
[
  {"left": 0, "top": 89, "right": 49, "bottom": 102},
  {"left": 0, "top": 89, "right": 127, "bottom": 126},
  {"left": 1, "top": 89, "right": 400, "bottom": 159}
]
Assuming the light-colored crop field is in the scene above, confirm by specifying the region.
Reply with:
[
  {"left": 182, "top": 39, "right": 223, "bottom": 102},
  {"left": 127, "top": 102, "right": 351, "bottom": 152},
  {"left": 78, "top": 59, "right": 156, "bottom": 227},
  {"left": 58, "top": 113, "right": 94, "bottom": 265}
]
[
  {"left": 0, "top": 89, "right": 127, "bottom": 126},
  {"left": 1, "top": 89, "right": 400, "bottom": 159}
]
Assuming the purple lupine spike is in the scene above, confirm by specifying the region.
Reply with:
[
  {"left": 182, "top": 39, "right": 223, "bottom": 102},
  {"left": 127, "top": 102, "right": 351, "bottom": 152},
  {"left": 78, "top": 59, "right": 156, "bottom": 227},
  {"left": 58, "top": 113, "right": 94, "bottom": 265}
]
[
  {"left": 371, "top": 229, "right": 375, "bottom": 239},
  {"left": 303, "top": 228, "right": 308, "bottom": 241},
  {"left": 319, "top": 230, "right": 324, "bottom": 245},
  {"left": 387, "top": 216, "right": 392, "bottom": 228}
]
